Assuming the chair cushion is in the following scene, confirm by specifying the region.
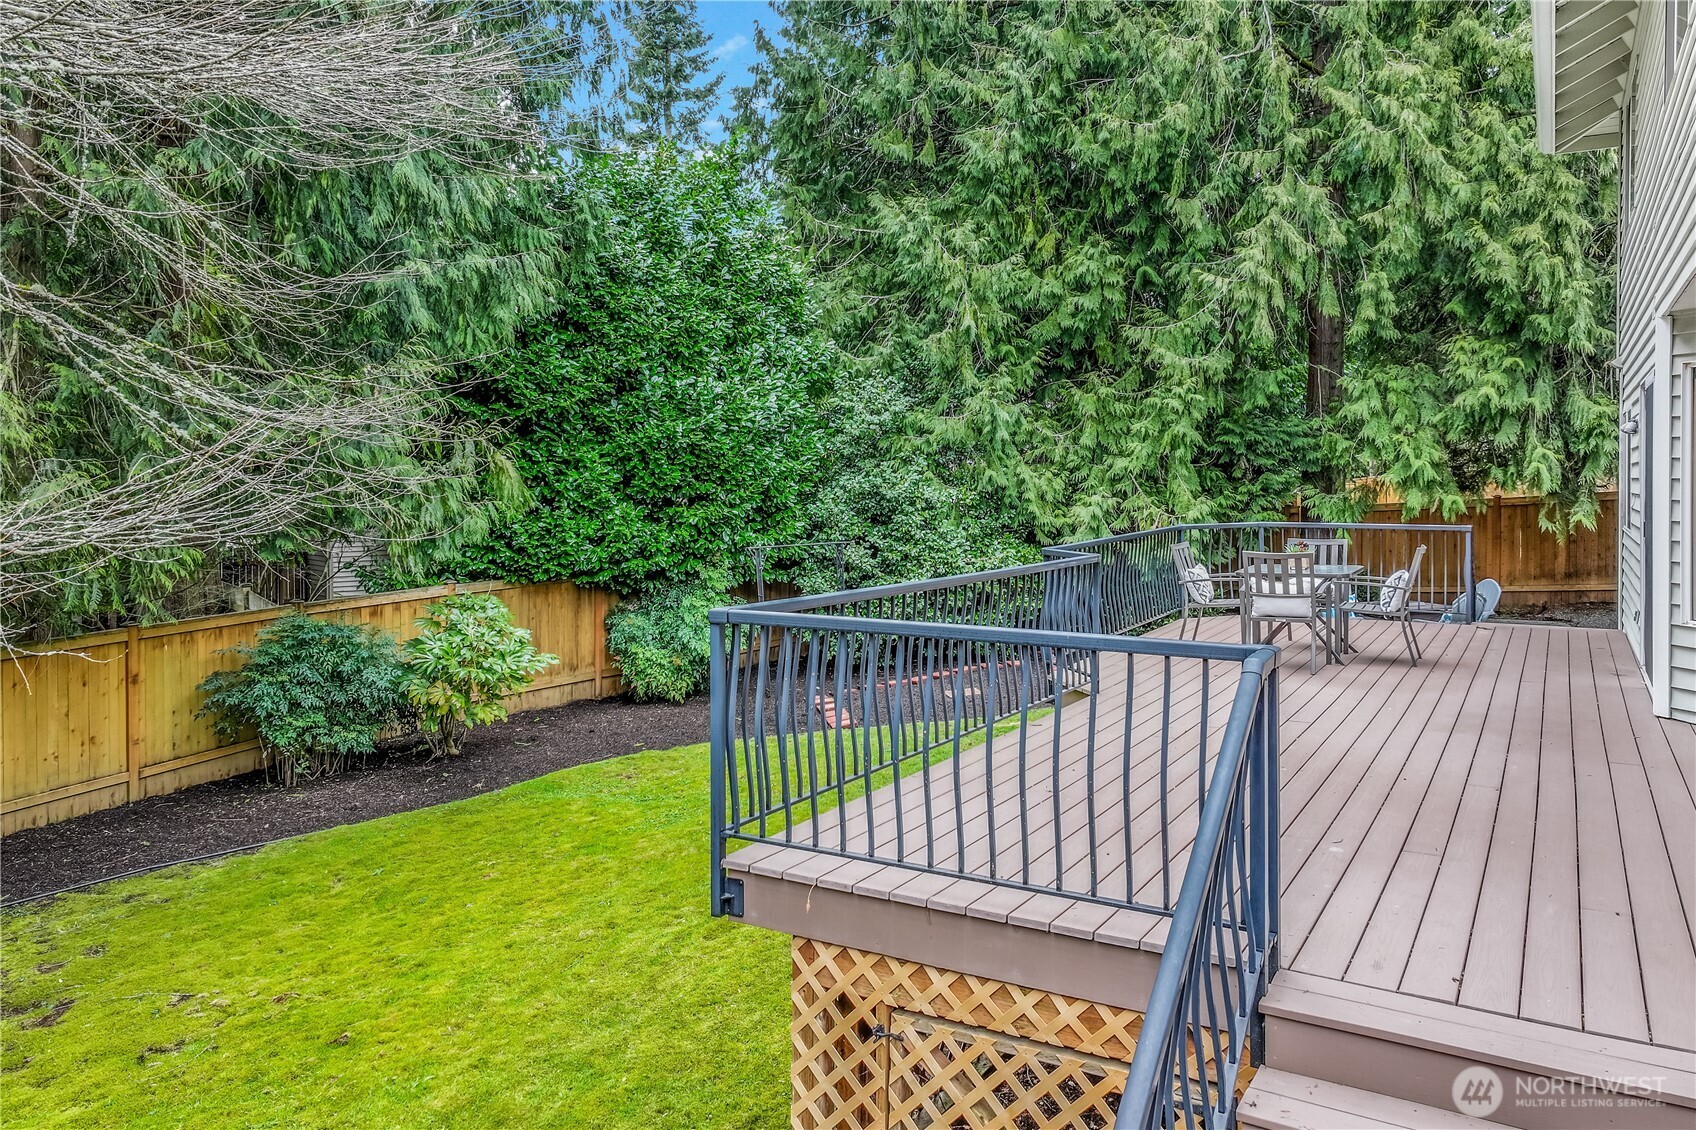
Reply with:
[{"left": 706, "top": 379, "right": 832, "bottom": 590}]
[
  {"left": 1252, "top": 594, "right": 1313, "bottom": 619},
  {"left": 1380, "top": 569, "right": 1411, "bottom": 612},
  {"left": 1182, "top": 564, "right": 1213, "bottom": 604}
]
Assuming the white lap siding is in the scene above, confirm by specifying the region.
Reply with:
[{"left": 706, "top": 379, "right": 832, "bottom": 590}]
[{"left": 1617, "top": 0, "right": 1696, "bottom": 721}]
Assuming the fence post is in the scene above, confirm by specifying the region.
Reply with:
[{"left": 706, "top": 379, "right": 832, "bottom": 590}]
[{"left": 125, "top": 624, "right": 142, "bottom": 803}]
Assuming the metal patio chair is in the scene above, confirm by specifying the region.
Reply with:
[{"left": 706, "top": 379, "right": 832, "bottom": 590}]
[
  {"left": 1343, "top": 544, "right": 1427, "bottom": 665},
  {"left": 1242, "top": 550, "right": 1330, "bottom": 672},
  {"left": 1170, "top": 541, "right": 1241, "bottom": 640},
  {"left": 1291, "top": 537, "right": 1349, "bottom": 566}
]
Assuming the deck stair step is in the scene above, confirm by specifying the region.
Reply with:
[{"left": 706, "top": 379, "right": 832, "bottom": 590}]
[
  {"left": 1259, "top": 971, "right": 1696, "bottom": 1129},
  {"left": 1242, "top": 1068, "right": 1515, "bottom": 1130}
]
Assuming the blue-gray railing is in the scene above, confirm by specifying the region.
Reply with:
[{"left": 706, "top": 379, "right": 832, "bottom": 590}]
[
  {"left": 1119, "top": 653, "right": 1280, "bottom": 1130},
  {"left": 1050, "top": 521, "right": 1475, "bottom": 634},
  {"left": 709, "top": 519, "right": 1469, "bottom": 1129}
]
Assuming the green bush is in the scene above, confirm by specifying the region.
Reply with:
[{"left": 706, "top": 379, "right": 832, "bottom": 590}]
[
  {"left": 401, "top": 593, "right": 557, "bottom": 758},
  {"left": 784, "top": 368, "right": 1038, "bottom": 591},
  {"left": 605, "top": 578, "right": 722, "bottom": 703},
  {"left": 196, "top": 614, "right": 409, "bottom": 786}
]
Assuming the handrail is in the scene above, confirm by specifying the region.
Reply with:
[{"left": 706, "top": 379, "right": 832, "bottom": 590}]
[
  {"left": 708, "top": 589, "right": 1275, "bottom": 919},
  {"left": 1045, "top": 521, "right": 1474, "bottom": 634},
  {"left": 731, "top": 553, "right": 1097, "bottom": 615}
]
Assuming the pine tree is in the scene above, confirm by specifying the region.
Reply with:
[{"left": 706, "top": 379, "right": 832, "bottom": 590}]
[
  {"left": 616, "top": 0, "right": 724, "bottom": 145},
  {"left": 762, "top": 1, "right": 1617, "bottom": 537},
  {"left": 1, "top": 1, "right": 611, "bottom": 637}
]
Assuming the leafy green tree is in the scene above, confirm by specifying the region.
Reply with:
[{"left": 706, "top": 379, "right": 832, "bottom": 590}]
[
  {"left": 790, "top": 368, "right": 1036, "bottom": 590},
  {"left": 457, "top": 144, "right": 832, "bottom": 594},
  {"left": 762, "top": 0, "right": 1617, "bottom": 537},
  {"left": 615, "top": 0, "right": 724, "bottom": 145}
]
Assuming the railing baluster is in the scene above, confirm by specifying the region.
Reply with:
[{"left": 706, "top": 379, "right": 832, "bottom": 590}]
[
  {"left": 985, "top": 643, "right": 1000, "bottom": 880},
  {"left": 1019, "top": 648, "right": 1033, "bottom": 885},
  {"left": 1160, "top": 655, "right": 1173, "bottom": 908},
  {"left": 1050, "top": 644, "right": 1065, "bottom": 891}
]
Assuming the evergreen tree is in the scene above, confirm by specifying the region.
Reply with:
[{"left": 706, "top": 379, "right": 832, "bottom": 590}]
[
  {"left": 763, "top": 1, "right": 1617, "bottom": 537},
  {"left": 721, "top": 21, "right": 776, "bottom": 165},
  {"left": 1, "top": 1, "right": 611, "bottom": 637},
  {"left": 616, "top": 0, "right": 724, "bottom": 145},
  {"left": 457, "top": 144, "right": 833, "bottom": 594}
]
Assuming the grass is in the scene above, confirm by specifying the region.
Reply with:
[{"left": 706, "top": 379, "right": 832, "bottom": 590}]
[{"left": 0, "top": 744, "right": 791, "bottom": 1129}]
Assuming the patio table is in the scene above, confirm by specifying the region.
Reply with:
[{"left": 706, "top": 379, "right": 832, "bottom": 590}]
[{"left": 1235, "top": 562, "right": 1366, "bottom": 663}]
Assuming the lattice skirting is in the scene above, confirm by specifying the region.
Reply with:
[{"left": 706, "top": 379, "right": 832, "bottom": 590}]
[{"left": 790, "top": 938, "right": 1150, "bottom": 1130}]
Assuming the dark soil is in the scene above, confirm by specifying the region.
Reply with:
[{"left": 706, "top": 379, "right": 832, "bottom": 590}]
[
  {"left": 0, "top": 694, "right": 708, "bottom": 904},
  {"left": 1494, "top": 600, "right": 1617, "bottom": 630}
]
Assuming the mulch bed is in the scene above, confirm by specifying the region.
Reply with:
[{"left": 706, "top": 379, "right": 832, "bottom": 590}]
[
  {"left": 1493, "top": 600, "right": 1617, "bottom": 630},
  {"left": 0, "top": 694, "right": 708, "bottom": 903}
]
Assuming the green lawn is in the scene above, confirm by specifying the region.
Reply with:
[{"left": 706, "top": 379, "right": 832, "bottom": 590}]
[{"left": 0, "top": 745, "right": 792, "bottom": 1129}]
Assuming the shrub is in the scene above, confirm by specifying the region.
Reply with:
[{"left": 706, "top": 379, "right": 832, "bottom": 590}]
[
  {"left": 784, "top": 368, "right": 1038, "bottom": 591},
  {"left": 401, "top": 593, "right": 557, "bottom": 758},
  {"left": 605, "top": 577, "right": 722, "bottom": 703},
  {"left": 196, "top": 613, "right": 409, "bottom": 786}
]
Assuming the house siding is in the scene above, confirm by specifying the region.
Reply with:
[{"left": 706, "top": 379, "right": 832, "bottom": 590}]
[{"left": 1618, "top": 0, "right": 1696, "bottom": 721}]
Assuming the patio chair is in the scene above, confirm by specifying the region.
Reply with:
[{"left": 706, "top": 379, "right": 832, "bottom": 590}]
[
  {"left": 1440, "top": 578, "right": 1503, "bottom": 624},
  {"left": 1170, "top": 541, "right": 1242, "bottom": 639},
  {"left": 1292, "top": 537, "right": 1349, "bottom": 566},
  {"left": 1242, "top": 550, "right": 1330, "bottom": 672},
  {"left": 1342, "top": 544, "right": 1427, "bottom": 665}
]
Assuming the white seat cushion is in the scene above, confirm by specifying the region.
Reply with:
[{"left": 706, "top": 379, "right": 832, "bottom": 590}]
[
  {"left": 1182, "top": 564, "right": 1213, "bottom": 604},
  {"left": 1252, "top": 594, "right": 1313, "bottom": 619},
  {"left": 1380, "top": 569, "right": 1411, "bottom": 612}
]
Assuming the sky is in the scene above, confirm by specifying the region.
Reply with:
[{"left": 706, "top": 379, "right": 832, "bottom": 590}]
[
  {"left": 562, "top": 1, "right": 777, "bottom": 143},
  {"left": 693, "top": 1, "right": 771, "bottom": 139}
]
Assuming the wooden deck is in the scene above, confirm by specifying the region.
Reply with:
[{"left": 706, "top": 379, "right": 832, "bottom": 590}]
[{"left": 727, "top": 615, "right": 1696, "bottom": 1057}]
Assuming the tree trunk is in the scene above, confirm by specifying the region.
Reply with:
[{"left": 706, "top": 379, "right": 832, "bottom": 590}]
[
  {"left": 1305, "top": 252, "right": 1344, "bottom": 416},
  {"left": 1304, "top": 22, "right": 1344, "bottom": 419}
]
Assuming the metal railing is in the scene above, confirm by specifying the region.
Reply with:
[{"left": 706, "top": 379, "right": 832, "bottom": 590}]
[
  {"left": 710, "top": 609, "right": 1273, "bottom": 916},
  {"left": 1055, "top": 521, "right": 1474, "bottom": 634},
  {"left": 709, "top": 518, "right": 1469, "bottom": 1129},
  {"left": 1118, "top": 659, "right": 1280, "bottom": 1130}
]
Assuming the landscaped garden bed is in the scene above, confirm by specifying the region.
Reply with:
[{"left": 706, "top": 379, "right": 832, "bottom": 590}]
[
  {"left": 0, "top": 740, "right": 787, "bottom": 1129},
  {"left": 1, "top": 694, "right": 707, "bottom": 904}
]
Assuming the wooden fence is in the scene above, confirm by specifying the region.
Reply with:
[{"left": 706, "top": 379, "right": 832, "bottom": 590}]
[
  {"left": 1351, "top": 489, "right": 1618, "bottom": 608},
  {"left": 1, "top": 581, "right": 621, "bottom": 835}
]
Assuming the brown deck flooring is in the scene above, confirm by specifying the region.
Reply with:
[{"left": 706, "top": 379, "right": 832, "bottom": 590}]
[{"left": 728, "top": 615, "right": 1696, "bottom": 1052}]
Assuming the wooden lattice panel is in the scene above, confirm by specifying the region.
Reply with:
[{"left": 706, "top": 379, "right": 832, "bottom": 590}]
[
  {"left": 790, "top": 939, "right": 1147, "bottom": 1130},
  {"left": 886, "top": 1011, "right": 1126, "bottom": 1130}
]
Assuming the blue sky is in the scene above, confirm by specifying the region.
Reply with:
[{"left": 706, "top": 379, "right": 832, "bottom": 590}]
[
  {"left": 694, "top": 1, "right": 771, "bottom": 138},
  {"left": 564, "top": 1, "right": 776, "bottom": 142}
]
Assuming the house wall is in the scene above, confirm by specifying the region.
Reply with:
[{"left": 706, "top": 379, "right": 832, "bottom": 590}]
[
  {"left": 1618, "top": 0, "right": 1696, "bottom": 720},
  {"left": 1671, "top": 323, "right": 1695, "bottom": 718}
]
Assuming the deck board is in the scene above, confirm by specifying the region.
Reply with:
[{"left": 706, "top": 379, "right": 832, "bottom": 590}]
[{"left": 727, "top": 614, "right": 1696, "bottom": 1054}]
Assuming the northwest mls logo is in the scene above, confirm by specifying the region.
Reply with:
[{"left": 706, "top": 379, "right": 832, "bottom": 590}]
[{"left": 1453, "top": 1065, "right": 1504, "bottom": 1116}]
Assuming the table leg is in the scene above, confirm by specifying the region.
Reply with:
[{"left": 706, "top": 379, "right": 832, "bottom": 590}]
[{"left": 1324, "top": 582, "right": 1347, "bottom": 664}]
